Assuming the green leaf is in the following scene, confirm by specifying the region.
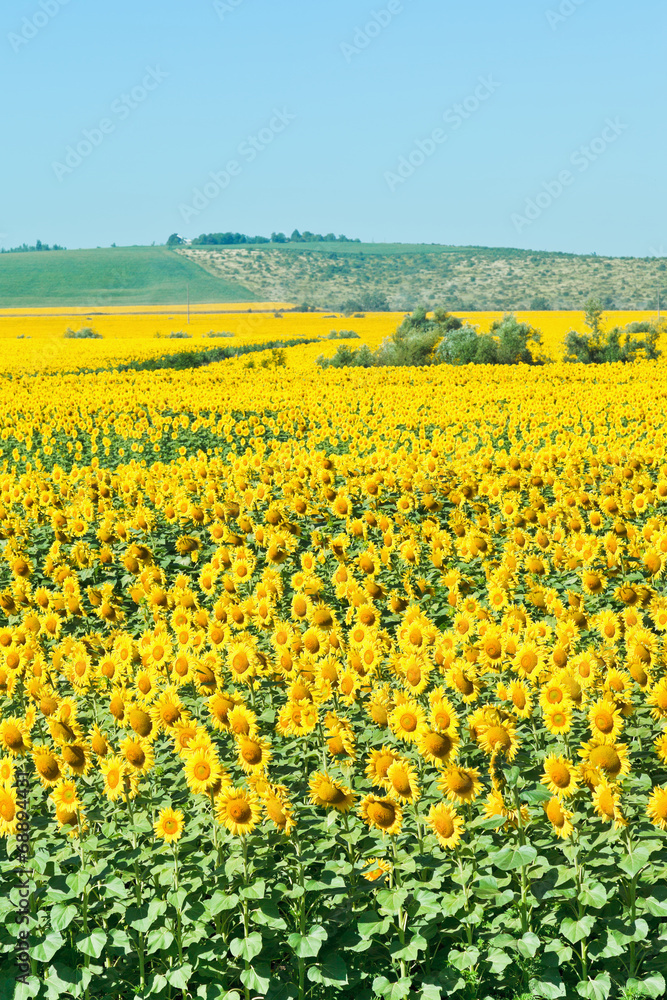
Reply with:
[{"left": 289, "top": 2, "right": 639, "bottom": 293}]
[
  {"left": 372, "top": 975, "right": 413, "bottom": 1000},
  {"left": 241, "top": 964, "right": 272, "bottom": 995},
  {"left": 14, "top": 977, "right": 40, "bottom": 1000},
  {"left": 127, "top": 898, "right": 167, "bottom": 933},
  {"left": 66, "top": 871, "right": 90, "bottom": 895},
  {"left": 419, "top": 983, "right": 442, "bottom": 1000},
  {"left": 251, "top": 899, "right": 287, "bottom": 930},
  {"left": 561, "top": 915, "right": 595, "bottom": 944},
  {"left": 207, "top": 891, "right": 239, "bottom": 916},
  {"left": 492, "top": 845, "right": 537, "bottom": 871},
  {"left": 167, "top": 964, "right": 194, "bottom": 990},
  {"left": 529, "top": 974, "right": 567, "bottom": 999},
  {"left": 75, "top": 928, "right": 107, "bottom": 959},
  {"left": 50, "top": 903, "right": 78, "bottom": 932},
  {"left": 240, "top": 879, "right": 265, "bottom": 900},
  {"left": 392, "top": 934, "right": 428, "bottom": 962},
  {"left": 486, "top": 949, "right": 513, "bottom": 974},
  {"left": 146, "top": 927, "right": 174, "bottom": 954},
  {"left": 107, "top": 928, "right": 132, "bottom": 952},
  {"left": 645, "top": 896, "right": 667, "bottom": 918},
  {"left": 448, "top": 946, "right": 480, "bottom": 971},
  {"left": 576, "top": 973, "right": 611, "bottom": 1000},
  {"left": 517, "top": 932, "right": 541, "bottom": 958},
  {"left": 230, "top": 932, "right": 263, "bottom": 962},
  {"left": 31, "top": 930, "right": 65, "bottom": 962},
  {"left": 579, "top": 882, "right": 607, "bottom": 909},
  {"left": 618, "top": 847, "right": 650, "bottom": 877},
  {"left": 287, "top": 925, "right": 327, "bottom": 958},
  {"left": 376, "top": 888, "right": 409, "bottom": 914},
  {"left": 307, "top": 952, "right": 349, "bottom": 987},
  {"left": 625, "top": 974, "right": 667, "bottom": 998},
  {"left": 356, "top": 911, "right": 391, "bottom": 939},
  {"left": 607, "top": 919, "right": 649, "bottom": 945}
]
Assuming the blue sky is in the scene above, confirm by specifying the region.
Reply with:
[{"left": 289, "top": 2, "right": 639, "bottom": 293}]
[{"left": 1, "top": 0, "right": 664, "bottom": 256}]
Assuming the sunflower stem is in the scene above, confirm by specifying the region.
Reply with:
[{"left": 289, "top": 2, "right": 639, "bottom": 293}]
[
  {"left": 241, "top": 836, "right": 251, "bottom": 1000},
  {"left": 624, "top": 827, "right": 637, "bottom": 978},
  {"left": 512, "top": 787, "right": 531, "bottom": 936},
  {"left": 172, "top": 842, "right": 186, "bottom": 1000}
]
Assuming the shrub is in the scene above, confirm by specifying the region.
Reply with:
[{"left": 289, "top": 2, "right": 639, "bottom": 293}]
[
  {"left": 63, "top": 327, "right": 102, "bottom": 339},
  {"left": 563, "top": 312, "right": 662, "bottom": 364},
  {"left": 327, "top": 330, "right": 360, "bottom": 340},
  {"left": 203, "top": 331, "right": 235, "bottom": 338},
  {"left": 167, "top": 331, "right": 192, "bottom": 339}
]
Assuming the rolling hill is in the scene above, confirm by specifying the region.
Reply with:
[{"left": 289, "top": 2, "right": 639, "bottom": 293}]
[{"left": 0, "top": 242, "right": 665, "bottom": 310}]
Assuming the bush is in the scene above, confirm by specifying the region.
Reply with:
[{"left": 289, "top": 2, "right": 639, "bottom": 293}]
[
  {"left": 327, "top": 330, "right": 360, "bottom": 340},
  {"left": 203, "top": 331, "right": 235, "bottom": 338},
  {"left": 316, "top": 344, "right": 376, "bottom": 369},
  {"left": 563, "top": 309, "right": 662, "bottom": 363},
  {"left": 244, "top": 348, "right": 287, "bottom": 370},
  {"left": 63, "top": 327, "right": 102, "bottom": 339}
]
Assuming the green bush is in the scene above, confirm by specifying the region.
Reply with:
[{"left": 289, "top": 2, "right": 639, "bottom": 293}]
[
  {"left": 563, "top": 299, "right": 662, "bottom": 363},
  {"left": 63, "top": 327, "right": 102, "bottom": 339}
]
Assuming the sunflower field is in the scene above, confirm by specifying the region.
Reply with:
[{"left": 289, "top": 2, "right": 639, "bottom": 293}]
[{"left": 1, "top": 346, "right": 667, "bottom": 1000}]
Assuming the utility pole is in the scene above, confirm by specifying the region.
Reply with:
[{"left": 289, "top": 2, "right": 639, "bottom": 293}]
[
  {"left": 187, "top": 283, "right": 190, "bottom": 324},
  {"left": 659, "top": 285, "right": 661, "bottom": 323}
]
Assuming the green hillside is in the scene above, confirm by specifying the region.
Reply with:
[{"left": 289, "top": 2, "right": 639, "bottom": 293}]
[
  {"left": 0, "top": 246, "right": 254, "bottom": 307},
  {"left": 0, "top": 242, "right": 665, "bottom": 310},
  {"left": 179, "top": 242, "right": 667, "bottom": 311}
]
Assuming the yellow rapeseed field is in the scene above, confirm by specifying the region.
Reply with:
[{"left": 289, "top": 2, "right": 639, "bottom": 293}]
[{"left": 1, "top": 316, "right": 667, "bottom": 1000}]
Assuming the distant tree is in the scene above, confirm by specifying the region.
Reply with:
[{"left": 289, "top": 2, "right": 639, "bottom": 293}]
[
  {"left": 290, "top": 230, "right": 303, "bottom": 242},
  {"left": 271, "top": 232, "right": 287, "bottom": 243},
  {"left": 166, "top": 234, "right": 184, "bottom": 246}
]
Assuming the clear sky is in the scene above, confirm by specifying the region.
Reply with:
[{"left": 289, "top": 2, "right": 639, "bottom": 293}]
[{"left": 1, "top": 0, "right": 665, "bottom": 257}]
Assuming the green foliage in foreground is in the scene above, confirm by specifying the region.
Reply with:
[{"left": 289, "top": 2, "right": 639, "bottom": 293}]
[{"left": 317, "top": 311, "right": 548, "bottom": 368}]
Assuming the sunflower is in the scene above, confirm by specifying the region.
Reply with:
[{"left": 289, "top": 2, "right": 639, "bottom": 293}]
[
  {"left": 478, "top": 717, "right": 519, "bottom": 761},
  {"left": 0, "top": 717, "right": 32, "bottom": 756},
  {"left": 277, "top": 700, "right": 318, "bottom": 737},
  {"left": 120, "top": 736, "right": 155, "bottom": 775},
  {"left": 588, "top": 698, "right": 624, "bottom": 741},
  {"left": 0, "top": 755, "right": 15, "bottom": 786},
  {"left": 654, "top": 732, "right": 667, "bottom": 764},
  {"left": 543, "top": 703, "right": 572, "bottom": 736},
  {"left": 579, "top": 739, "right": 631, "bottom": 781},
  {"left": 429, "top": 691, "right": 459, "bottom": 733},
  {"left": 398, "top": 654, "right": 432, "bottom": 697},
  {"left": 513, "top": 642, "right": 544, "bottom": 681},
  {"left": 539, "top": 675, "right": 570, "bottom": 711},
  {"left": 416, "top": 728, "right": 460, "bottom": 768},
  {"left": 445, "top": 663, "right": 482, "bottom": 704},
  {"left": 386, "top": 759, "right": 420, "bottom": 803},
  {"left": 544, "top": 796, "right": 573, "bottom": 839},
  {"left": 51, "top": 779, "right": 80, "bottom": 812},
  {"left": 309, "top": 771, "right": 356, "bottom": 812},
  {"left": 362, "top": 857, "right": 392, "bottom": 882},
  {"left": 236, "top": 734, "right": 273, "bottom": 774},
  {"left": 152, "top": 806, "right": 185, "bottom": 844},
  {"left": 60, "top": 741, "right": 92, "bottom": 777},
  {"left": 55, "top": 804, "right": 87, "bottom": 838},
  {"left": 0, "top": 784, "right": 18, "bottom": 836},
  {"left": 364, "top": 747, "right": 401, "bottom": 789},
  {"left": 150, "top": 687, "right": 184, "bottom": 732},
  {"left": 388, "top": 698, "right": 427, "bottom": 743},
  {"left": 647, "top": 785, "right": 667, "bottom": 831},
  {"left": 506, "top": 680, "right": 533, "bottom": 719},
  {"left": 228, "top": 704, "right": 259, "bottom": 738},
  {"left": 207, "top": 691, "right": 239, "bottom": 732},
  {"left": 216, "top": 786, "right": 261, "bottom": 837},
  {"left": 592, "top": 781, "right": 626, "bottom": 829},
  {"left": 359, "top": 794, "right": 403, "bottom": 836},
  {"left": 185, "top": 747, "right": 223, "bottom": 794},
  {"left": 427, "top": 801, "right": 464, "bottom": 850},
  {"left": 439, "top": 765, "right": 483, "bottom": 804},
  {"left": 259, "top": 783, "right": 295, "bottom": 835},
  {"left": 541, "top": 755, "right": 578, "bottom": 799},
  {"left": 100, "top": 755, "right": 128, "bottom": 802},
  {"left": 647, "top": 679, "right": 667, "bottom": 720}
]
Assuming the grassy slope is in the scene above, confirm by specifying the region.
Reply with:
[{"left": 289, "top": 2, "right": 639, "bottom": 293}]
[
  {"left": 180, "top": 242, "right": 667, "bottom": 311},
  {"left": 0, "top": 246, "right": 255, "bottom": 307},
  {"left": 1, "top": 242, "right": 665, "bottom": 310}
]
